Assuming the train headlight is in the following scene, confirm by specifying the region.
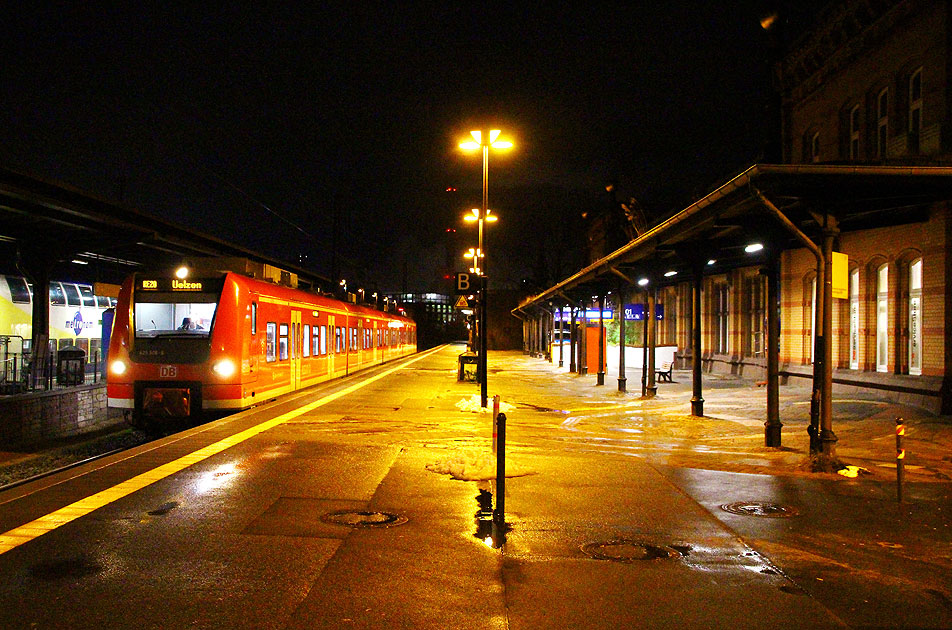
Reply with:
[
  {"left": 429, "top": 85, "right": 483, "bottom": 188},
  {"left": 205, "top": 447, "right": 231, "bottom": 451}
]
[
  {"left": 212, "top": 359, "right": 236, "bottom": 379},
  {"left": 110, "top": 360, "right": 127, "bottom": 376}
]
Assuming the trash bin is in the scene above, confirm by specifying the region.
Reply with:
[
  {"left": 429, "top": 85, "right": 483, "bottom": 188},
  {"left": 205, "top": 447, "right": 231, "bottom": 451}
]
[
  {"left": 57, "top": 346, "right": 86, "bottom": 386},
  {"left": 457, "top": 352, "right": 478, "bottom": 382}
]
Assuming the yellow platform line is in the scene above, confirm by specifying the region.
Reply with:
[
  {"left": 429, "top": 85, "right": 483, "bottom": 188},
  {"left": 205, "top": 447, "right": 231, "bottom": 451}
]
[{"left": 0, "top": 346, "right": 446, "bottom": 555}]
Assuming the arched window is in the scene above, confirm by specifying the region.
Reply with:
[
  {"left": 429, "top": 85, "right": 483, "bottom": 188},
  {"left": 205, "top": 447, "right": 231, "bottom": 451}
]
[
  {"left": 849, "top": 269, "right": 860, "bottom": 370},
  {"left": 876, "top": 264, "right": 889, "bottom": 372},
  {"left": 811, "top": 131, "right": 821, "bottom": 163},
  {"left": 909, "top": 258, "right": 922, "bottom": 375}
]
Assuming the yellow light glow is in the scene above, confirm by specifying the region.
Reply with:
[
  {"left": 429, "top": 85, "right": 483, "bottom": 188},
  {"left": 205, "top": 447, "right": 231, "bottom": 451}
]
[
  {"left": 175, "top": 266, "right": 189, "bottom": 279},
  {"left": 459, "top": 141, "right": 480, "bottom": 151},
  {"left": 470, "top": 130, "right": 482, "bottom": 143},
  {"left": 490, "top": 140, "right": 513, "bottom": 150},
  {"left": 464, "top": 214, "right": 478, "bottom": 222},
  {"left": 110, "top": 360, "right": 127, "bottom": 376},
  {"left": 486, "top": 214, "right": 498, "bottom": 222},
  {"left": 213, "top": 358, "right": 236, "bottom": 378},
  {"left": 489, "top": 130, "right": 500, "bottom": 143}
]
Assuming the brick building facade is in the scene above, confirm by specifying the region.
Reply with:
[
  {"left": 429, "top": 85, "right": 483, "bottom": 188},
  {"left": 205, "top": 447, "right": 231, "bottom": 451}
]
[{"left": 665, "top": 0, "right": 952, "bottom": 412}]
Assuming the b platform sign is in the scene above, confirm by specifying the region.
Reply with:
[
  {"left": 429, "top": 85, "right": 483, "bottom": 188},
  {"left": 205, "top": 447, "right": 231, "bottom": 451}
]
[{"left": 455, "top": 272, "right": 474, "bottom": 295}]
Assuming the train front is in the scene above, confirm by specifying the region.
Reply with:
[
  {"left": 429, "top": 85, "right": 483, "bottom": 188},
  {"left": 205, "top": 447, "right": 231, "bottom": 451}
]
[{"left": 106, "top": 272, "right": 236, "bottom": 426}]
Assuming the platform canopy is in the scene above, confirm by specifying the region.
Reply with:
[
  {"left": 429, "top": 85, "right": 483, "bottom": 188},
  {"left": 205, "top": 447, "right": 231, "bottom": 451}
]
[
  {"left": 0, "top": 166, "right": 329, "bottom": 288},
  {"left": 515, "top": 164, "right": 952, "bottom": 311}
]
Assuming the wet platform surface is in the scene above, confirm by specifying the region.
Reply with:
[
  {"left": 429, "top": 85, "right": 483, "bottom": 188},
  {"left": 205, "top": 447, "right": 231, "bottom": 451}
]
[{"left": 0, "top": 344, "right": 950, "bottom": 629}]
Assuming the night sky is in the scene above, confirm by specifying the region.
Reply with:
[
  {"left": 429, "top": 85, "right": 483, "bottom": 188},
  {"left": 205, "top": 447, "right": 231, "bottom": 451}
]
[{"left": 0, "top": 3, "right": 826, "bottom": 293}]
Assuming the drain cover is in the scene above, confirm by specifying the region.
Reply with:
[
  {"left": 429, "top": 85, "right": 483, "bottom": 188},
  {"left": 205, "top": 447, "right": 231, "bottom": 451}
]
[
  {"left": 581, "top": 540, "right": 689, "bottom": 562},
  {"left": 720, "top": 501, "right": 798, "bottom": 518},
  {"left": 320, "top": 510, "right": 407, "bottom": 528}
]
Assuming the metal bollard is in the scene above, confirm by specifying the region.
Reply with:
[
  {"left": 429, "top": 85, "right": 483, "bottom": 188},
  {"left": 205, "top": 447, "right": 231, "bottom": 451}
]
[
  {"left": 492, "top": 395, "right": 500, "bottom": 455},
  {"left": 493, "top": 412, "right": 506, "bottom": 526},
  {"left": 896, "top": 418, "right": 905, "bottom": 503}
]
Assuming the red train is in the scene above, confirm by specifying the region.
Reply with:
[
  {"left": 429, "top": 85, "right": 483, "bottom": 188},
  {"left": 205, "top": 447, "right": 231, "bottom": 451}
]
[{"left": 106, "top": 267, "right": 416, "bottom": 426}]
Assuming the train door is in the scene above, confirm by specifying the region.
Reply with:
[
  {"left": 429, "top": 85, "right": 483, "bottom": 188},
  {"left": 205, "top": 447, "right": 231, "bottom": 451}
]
[
  {"left": 291, "top": 310, "right": 302, "bottom": 389},
  {"left": 249, "top": 297, "right": 259, "bottom": 383}
]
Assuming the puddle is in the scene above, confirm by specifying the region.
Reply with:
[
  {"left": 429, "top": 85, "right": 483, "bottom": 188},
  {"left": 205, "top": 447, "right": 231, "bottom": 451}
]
[
  {"left": 29, "top": 556, "right": 102, "bottom": 581},
  {"left": 147, "top": 501, "right": 179, "bottom": 516}
]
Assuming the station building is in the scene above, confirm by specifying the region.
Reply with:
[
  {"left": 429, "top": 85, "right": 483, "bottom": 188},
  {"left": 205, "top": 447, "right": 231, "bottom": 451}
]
[{"left": 517, "top": 0, "right": 952, "bottom": 418}]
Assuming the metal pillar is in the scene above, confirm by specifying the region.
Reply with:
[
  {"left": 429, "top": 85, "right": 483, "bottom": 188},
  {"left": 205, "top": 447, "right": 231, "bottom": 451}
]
[
  {"left": 569, "top": 307, "right": 578, "bottom": 373},
  {"left": 646, "top": 282, "right": 657, "bottom": 397},
  {"left": 617, "top": 288, "right": 627, "bottom": 392},
  {"left": 597, "top": 294, "right": 606, "bottom": 385},
  {"left": 558, "top": 305, "right": 565, "bottom": 368},
  {"left": 764, "top": 256, "right": 782, "bottom": 446},
  {"left": 579, "top": 304, "right": 588, "bottom": 375},
  {"left": 818, "top": 219, "right": 839, "bottom": 465},
  {"left": 691, "top": 263, "right": 704, "bottom": 416}
]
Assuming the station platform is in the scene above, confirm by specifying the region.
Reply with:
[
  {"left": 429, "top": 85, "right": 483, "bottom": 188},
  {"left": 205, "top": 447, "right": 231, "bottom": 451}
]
[{"left": 0, "top": 343, "right": 949, "bottom": 629}]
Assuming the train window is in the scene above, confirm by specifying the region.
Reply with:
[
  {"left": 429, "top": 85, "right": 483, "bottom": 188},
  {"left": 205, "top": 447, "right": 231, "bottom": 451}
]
[
  {"left": 49, "top": 282, "right": 66, "bottom": 306},
  {"left": 303, "top": 324, "right": 311, "bottom": 357},
  {"left": 63, "top": 283, "right": 81, "bottom": 307},
  {"left": 279, "top": 324, "right": 289, "bottom": 360},
  {"left": 266, "top": 322, "right": 276, "bottom": 362},
  {"left": 320, "top": 325, "right": 327, "bottom": 355},
  {"left": 335, "top": 327, "right": 343, "bottom": 353},
  {"left": 350, "top": 327, "right": 357, "bottom": 351},
  {"left": 96, "top": 295, "right": 111, "bottom": 308},
  {"left": 5, "top": 276, "right": 31, "bottom": 303},
  {"left": 251, "top": 302, "right": 257, "bottom": 335},
  {"left": 134, "top": 294, "right": 218, "bottom": 339},
  {"left": 79, "top": 284, "right": 96, "bottom": 307}
]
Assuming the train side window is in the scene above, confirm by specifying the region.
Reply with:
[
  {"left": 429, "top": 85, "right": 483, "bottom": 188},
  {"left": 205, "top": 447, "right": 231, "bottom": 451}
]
[
  {"left": 279, "top": 324, "right": 289, "bottom": 360},
  {"left": 49, "top": 282, "right": 66, "bottom": 306},
  {"left": 5, "top": 276, "right": 31, "bottom": 303},
  {"left": 79, "top": 284, "right": 96, "bottom": 307},
  {"left": 320, "top": 325, "right": 327, "bottom": 355},
  {"left": 251, "top": 302, "right": 257, "bottom": 335},
  {"left": 63, "top": 283, "right": 81, "bottom": 307},
  {"left": 266, "top": 322, "right": 276, "bottom": 362},
  {"left": 96, "top": 295, "right": 111, "bottom": 308},
  {"left": 303, "top": 324, "right": 311, "bottom": 357},
  {"left": 312, "top": 326, "right": 320, "bottom": 356}
]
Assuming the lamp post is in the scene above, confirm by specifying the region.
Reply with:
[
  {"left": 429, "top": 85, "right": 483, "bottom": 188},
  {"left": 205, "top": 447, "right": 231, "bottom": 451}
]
[{"left": 459, "top": 129, "right": 512, "bottom": 408}]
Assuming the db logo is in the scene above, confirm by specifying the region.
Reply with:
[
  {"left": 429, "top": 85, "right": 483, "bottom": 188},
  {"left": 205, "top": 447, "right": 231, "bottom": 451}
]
[{"left": 159, "top": 365, "right": 177, "bottom": 378}]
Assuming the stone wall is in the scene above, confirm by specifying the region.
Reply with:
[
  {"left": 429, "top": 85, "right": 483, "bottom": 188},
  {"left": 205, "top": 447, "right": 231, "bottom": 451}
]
[{"left": 0, "top": 384, "right": 121, "bottom": 449}]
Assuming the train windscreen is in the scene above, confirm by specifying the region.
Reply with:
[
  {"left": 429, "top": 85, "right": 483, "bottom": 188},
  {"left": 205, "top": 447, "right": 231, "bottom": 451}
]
[{"left": 134, "top": 293, "right": 218, "bottom": 339}]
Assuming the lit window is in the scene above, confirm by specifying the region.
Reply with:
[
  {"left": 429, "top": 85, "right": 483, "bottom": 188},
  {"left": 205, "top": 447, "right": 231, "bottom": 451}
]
[
  {"left": 266, "top": 322, "right": 276, "bottom": 362},
  {"left": 909, "top": 68, "right": 922, "bottom": 152},
  {"left": 909, "top": 259, "right": 922, "bottom": 375},
  {"left": 279, "top": 324, "right": 289, "bottom": 360},
  {"left": 876, "top": 264, "right": 889, "bottom": 372},
  {"left": 303, "top": 324, "right": 311, "bottom": 357}
]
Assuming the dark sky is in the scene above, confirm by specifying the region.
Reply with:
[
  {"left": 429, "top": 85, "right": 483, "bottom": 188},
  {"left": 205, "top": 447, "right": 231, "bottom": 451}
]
[{"left": 0, "top": 3, "right": 825, "bottom": 292}]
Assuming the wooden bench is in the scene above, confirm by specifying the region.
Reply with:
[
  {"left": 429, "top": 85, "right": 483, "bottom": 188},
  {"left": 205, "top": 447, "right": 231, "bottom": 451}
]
[{"left": 655, "top": 361, "right": 673, "bottom": 382}]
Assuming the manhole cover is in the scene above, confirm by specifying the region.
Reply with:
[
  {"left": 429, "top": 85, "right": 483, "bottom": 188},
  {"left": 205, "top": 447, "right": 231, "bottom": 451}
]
[
  {"left": 581, "top": 540, "right": 689, "bottom": 562},
  {"left": 320, "top": 510, "right": 407, "bottom": 528},
  {"left": 720, "top": 501, "right": 798, "bottom": 518}
]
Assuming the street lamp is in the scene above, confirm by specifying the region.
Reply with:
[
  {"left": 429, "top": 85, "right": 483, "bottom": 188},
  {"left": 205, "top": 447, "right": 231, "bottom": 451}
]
[{"left": 459, "top": 129, "right": 512, "bottom": 407}]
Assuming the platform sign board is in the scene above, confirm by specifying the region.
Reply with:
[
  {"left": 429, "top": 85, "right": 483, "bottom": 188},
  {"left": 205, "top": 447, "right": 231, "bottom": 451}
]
[
  {"left": 455, "top": 272, "right": 474, "bottom": 295},
  {"left": 454, "top": 295, "right": 470, "bottom": 309},
  {"left": 624, "top": 304, "right": 664, "bottom": 320},
  {"left": 832, "top": 251, "right": 849, "bottom": 299}
]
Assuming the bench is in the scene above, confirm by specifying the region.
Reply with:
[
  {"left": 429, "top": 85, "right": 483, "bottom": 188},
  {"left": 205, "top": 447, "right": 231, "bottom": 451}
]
[{"left": 655, "top": 361, "right": 673, "bottom": 382}]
